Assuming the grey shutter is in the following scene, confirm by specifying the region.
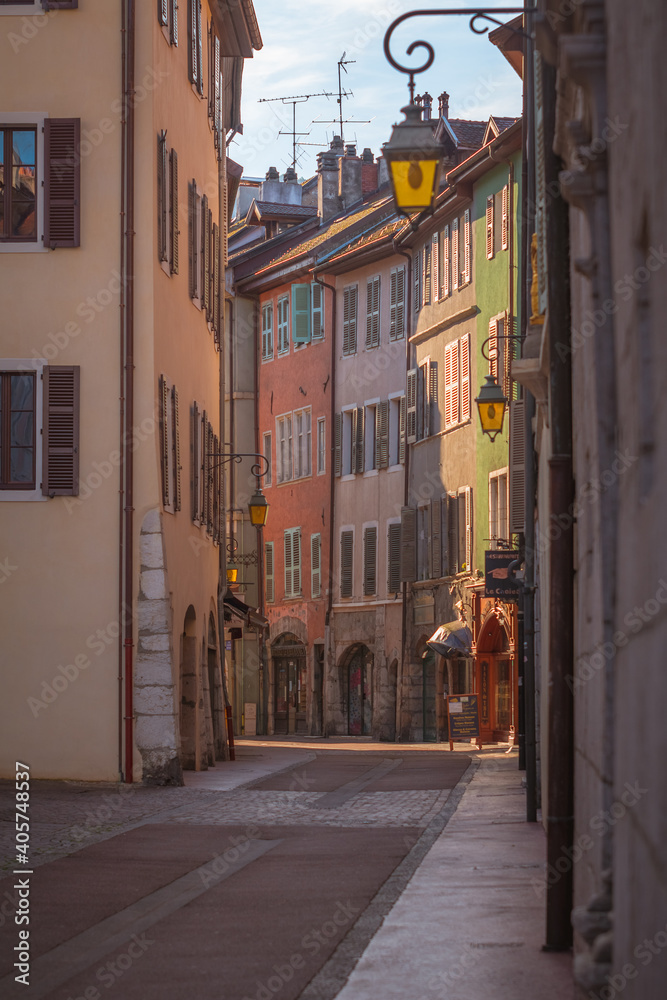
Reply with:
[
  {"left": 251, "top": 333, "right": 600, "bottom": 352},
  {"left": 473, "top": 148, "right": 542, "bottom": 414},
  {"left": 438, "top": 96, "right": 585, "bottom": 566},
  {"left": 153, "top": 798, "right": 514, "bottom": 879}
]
[
  {"left": 311, "top": 533, "right": 321, "bottom": 598},
  {"left": 188, "top": 0, "right": 197, "bottom": 84},
  {"left": 191, "top": 402, "right": 200, "bottom": 521},
  {"left": 465, "top": 487, "right": 473, "bottom": 572},
  {"left": 376, "top": 400, "right": 389, "bottom": 470},
  {"left": 43, "top": 118, "right": 80, "bottom": 248},
  {"left": 365, "top": 279, "right": 374, "bottom": 348},
  {"left": 447, "top": 493, "right": 459, "bottom": 575},
  {"left": 42, "top": 366, "right": 80, "bottom": 496},
  {"left": 363, "top": 526, "right": 377, "bottom": 596},
  {"left": 387, "top": 523, "right": 401, "bottom": 594},
  {"left": 432, "top": 232, "right": 440, "bottom": 302},
  {"left": 213, "top": 223, "right": 220, "bottom": 344},
  {"left": 212, "top": 433, "right": 220, "bottom": 542},
  {"left": 406, "top": 369, "right": 417, "bottom": 443},
  {"left": 440, "top": 495, "right": 450, "bottom": 577},
  {"left": 430, "top": 498, "right": 442, "bottom": 579},
  {"left": 201, "top": 195, "right": 210, "bottom": 316},
  {"left": 389, "top": 269, "right": 397, "bottom": 340},
  {"left": 157, "top": 132, "right": 167, "bottom": 262},
  {"left": 333, "top": 412, "right": 342, "bottom": 477},
  {"left": 292, "top": 528, "right": 301, "bottom": 595},
  {"left": 159, "top": 375, "right": 170, "bottom": 506},
  {"left": 417, "top": 364, "right": 425, "bottom": 441},
  {"left": 284, "top": 529, "right": 293, "bottom": 597},
  {"left": 172, "top": 386, "right": 181, "bottom": 511},
  {"left": 340, "top": 530, "right": 353, "bottom": 597},
  {"left": 400, "top": 506, "right": 417, "bottom": 583},
  {"left": 265, "top": 543, "right": 274, "bottom": 603},
  {"left": 423, "top": 244, "right": 431, "bottom": 305},
  {"left": 354, "top": 405, "right": 365, "bottom": 474},
  {"left": 170, "top": 0, "right": 179, "bottom": 45},
  {"left": 509, "top": 399, "right": 526, "bottom": 534},
  {"left": 399, "top": 395, "right": 406, "bottom": 464},
  {"left": 170, "top": 148, "right": 179, "bottom": 274},
  {"left": 414, "top": 248, "right": 421, "bottom": 314},
  {"left": 457, "top": 493, "right": 466, "bottom": 571}
]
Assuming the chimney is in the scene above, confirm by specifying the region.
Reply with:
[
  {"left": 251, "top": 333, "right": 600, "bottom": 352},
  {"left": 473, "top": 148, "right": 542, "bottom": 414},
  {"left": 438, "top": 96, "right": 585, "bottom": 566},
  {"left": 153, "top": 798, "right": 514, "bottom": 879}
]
[
  {"left": 438, "top": 91, "right": 450, "bottom": 120},
  {"left": 317, "top": 150, "right": 340, "bottom": 221},
  {"left": 361, "top": 148, "right": 378, "bottom": 196},
  {"left": 259, "top": 165, "right": 302, "bottom": 206},
  {"left": 284, "top": 166, "right": 298, "bottom": 183},
  {"left": 376, "top": 155, "right": 390, "bottom": 189},
  {"left": 330, "top": 135, "right": 344, "bottom": 157},
  {"left": 338, "top": 146, "right": 362, "bottom": 211},
  {"left": 422, "top": 92, "right": 432, "bottom": 120},
  {"left": 265, "top": 166, "right": 279, "bottom": 180}
]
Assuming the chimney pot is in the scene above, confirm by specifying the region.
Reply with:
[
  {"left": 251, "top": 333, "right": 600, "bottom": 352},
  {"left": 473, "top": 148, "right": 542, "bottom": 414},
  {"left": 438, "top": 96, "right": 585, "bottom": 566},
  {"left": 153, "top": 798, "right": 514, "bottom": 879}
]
[{"left": 438, "top": 91, "right": 450, "bottom": 120}]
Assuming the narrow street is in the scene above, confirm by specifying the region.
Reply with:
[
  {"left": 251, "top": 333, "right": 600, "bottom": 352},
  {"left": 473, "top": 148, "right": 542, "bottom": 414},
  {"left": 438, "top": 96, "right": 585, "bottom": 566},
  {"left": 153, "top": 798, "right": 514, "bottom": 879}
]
[{"left": 0, "top": 742, "right": 570, "bottom": 1000}]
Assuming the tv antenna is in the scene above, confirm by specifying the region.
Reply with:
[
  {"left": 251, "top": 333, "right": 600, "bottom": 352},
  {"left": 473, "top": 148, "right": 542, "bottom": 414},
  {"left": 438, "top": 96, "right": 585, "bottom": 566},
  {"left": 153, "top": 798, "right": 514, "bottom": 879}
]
[
  {"left": 258, "top": 89, "right": 351, "bottom": 170},
  {"left": 337, "top": 53, "right": 356, "bottom": 142}
]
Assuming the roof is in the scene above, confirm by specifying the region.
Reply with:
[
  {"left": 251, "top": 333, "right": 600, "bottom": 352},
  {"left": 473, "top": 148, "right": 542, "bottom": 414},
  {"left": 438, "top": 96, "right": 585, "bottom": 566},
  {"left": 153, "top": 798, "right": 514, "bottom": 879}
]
[
  {"left": 445, "top": 118, "right": 488, "bottom": 149},
  {"left": 323, "top": 216, "right": 404, "bottom": 267},
  {"left": 245, "top": 200, "right": 318, "bottom": 226}
]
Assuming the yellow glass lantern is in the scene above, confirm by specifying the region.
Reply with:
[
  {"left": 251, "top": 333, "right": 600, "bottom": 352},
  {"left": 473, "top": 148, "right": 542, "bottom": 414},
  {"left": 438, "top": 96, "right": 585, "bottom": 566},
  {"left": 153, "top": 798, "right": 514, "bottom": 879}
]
[
  {"left": 383, "top": 103, "right": 444, "bottom": 216},
  {"left": 475, "top": 375, "right": 508, "bottom": 442},
  {"left": 248, "top": 487, "right": 269, "bottom": 527}
]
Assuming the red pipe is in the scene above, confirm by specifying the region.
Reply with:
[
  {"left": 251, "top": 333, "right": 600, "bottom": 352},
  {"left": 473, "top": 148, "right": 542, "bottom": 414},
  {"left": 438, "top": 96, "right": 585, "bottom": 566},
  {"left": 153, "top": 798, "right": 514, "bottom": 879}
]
[{"left": 117, "top": 0, "right": 127, "bottom": 782}]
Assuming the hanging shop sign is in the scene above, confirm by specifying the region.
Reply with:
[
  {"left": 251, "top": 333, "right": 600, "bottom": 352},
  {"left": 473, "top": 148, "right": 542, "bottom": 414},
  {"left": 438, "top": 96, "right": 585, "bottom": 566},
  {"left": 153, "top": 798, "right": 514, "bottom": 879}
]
[{"left": 485, "top": 550, "right": 520, "bottom": 600}]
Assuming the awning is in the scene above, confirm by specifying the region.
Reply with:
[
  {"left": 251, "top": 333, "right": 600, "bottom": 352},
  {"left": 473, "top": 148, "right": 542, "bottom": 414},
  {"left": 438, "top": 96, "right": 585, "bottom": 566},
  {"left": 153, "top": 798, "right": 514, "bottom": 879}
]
[
  {"left": 223, "top": 590, "right": 268, "bottom": 630},
  {"left": 427, "top": 621, "right": 473, "bottom": 658}
]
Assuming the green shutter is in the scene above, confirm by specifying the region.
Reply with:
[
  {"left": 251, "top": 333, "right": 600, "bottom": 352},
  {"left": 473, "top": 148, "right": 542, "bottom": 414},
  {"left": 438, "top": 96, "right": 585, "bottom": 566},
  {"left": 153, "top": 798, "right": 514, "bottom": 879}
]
[
  {"left": 292, "top": 283, "right": 311, "bottom": 343},
  {"left": 311, "top": 281, "right": 324, "bottom": 339}
]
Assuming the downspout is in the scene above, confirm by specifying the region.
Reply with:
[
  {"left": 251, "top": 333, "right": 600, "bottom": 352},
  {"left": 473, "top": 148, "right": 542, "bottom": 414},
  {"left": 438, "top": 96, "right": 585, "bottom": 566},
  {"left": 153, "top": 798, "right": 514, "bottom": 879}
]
[
  {"left": 312, "top": 269, "right": 336, "bottom": 737},
  {"left": 392, "top": 236, "right": 412, "bottom": 742},
  {"left": 117, "top": 0, "right": 127, "bottom": 783},
  {"left": 121, "top": 0, "right": 136, "bottom": 784},
  {"left": 252, "top": 297, "right": 268, "bottom": 736},
  {"left": 217, "top": 162, "right": 232, "bottom": 759}
]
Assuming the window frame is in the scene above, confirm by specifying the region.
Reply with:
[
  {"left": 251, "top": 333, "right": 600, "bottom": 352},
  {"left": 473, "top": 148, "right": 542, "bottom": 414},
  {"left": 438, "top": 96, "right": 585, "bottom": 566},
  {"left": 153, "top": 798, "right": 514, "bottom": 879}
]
[
  {"left": 489, "top": 468, "right": 509, "bottom": 549},
  {"left": 277, "top": 294, "right": 290, "bottom": 355},
  {"left": 0, "top": 114, "right": 47, "bottom": 254},
  {"left": 293, "top": 407, "right": 312, "bottom": 480},
  {"left": 316, "top": 416, "right": 326, "bottom": 475},
  {"left": 0, "top": 368, "right": 36, "bottom": 491},
  {"left": 263, "top": 430, "right": 272, "bottom": 486},
  {"left": 276, "top": 412, "right": 293, "bottom": 484}
]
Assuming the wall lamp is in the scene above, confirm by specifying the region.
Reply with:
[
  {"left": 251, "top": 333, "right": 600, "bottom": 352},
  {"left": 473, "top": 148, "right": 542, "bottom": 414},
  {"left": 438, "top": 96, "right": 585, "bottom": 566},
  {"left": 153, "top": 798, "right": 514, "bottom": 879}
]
[
  {"left": 207, "top": 451, "right": 270, "bottom": 527},
  {"left": 475, "top": 332, "right": 523, "bottom": 441}
]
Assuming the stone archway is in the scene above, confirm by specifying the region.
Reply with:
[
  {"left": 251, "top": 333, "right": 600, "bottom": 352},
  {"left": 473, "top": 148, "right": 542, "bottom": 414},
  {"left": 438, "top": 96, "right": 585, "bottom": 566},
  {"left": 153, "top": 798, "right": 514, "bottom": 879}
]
[
  {"left": 476, "top": 610, "right": 513, "bottom": 741},
  {"left": 179, "top": 606, "right": 197, "bottom": 770},
  {"left": 341, "top": 644, "right": 373, "bottom": 736},
  {"left": 272, "top": 632, "right": 308, "bottom": 735}
]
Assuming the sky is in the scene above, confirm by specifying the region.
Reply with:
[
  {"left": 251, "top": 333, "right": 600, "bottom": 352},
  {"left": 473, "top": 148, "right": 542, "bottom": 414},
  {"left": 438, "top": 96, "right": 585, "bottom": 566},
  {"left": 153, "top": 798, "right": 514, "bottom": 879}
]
[{"left": 230, "top": 0, "right": 523, "bottom": 181}]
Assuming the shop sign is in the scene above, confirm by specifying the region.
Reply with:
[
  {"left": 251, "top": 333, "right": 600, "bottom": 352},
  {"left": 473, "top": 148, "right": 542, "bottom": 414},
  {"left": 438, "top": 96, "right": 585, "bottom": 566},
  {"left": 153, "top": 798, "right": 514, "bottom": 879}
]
[
  {"left": 447, "top": 694, "right": 482, "bottom": 750},
  {"left": 485, "top": 550, "right": 520, "bottom": 600}
]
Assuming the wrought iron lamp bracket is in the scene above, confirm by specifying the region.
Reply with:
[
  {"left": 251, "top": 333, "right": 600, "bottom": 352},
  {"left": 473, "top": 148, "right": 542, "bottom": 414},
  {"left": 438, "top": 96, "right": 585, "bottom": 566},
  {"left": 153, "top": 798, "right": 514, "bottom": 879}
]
[
  {"left": 206, "top": 451, "right": 270, "bottom": 480},
  {"left": 480, "top": 332, "right": 523, "bottom": 362}
]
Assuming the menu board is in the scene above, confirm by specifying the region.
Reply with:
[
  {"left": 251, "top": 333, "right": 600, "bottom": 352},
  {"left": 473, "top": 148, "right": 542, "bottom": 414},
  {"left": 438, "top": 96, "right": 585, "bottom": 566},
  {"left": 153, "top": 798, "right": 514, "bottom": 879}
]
[{"left": 447, "top": 694, "right": 482, "bottom": 750}]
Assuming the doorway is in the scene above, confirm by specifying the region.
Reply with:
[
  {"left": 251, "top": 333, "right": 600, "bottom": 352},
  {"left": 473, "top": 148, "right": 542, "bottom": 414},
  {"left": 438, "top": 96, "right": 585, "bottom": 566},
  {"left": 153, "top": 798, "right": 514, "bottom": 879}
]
[
  {"left": 347, "top": 644, "right": 372, "bottom": 736},
  {"left": 272, "top": 634, "right": 307, "bottom": 735}
]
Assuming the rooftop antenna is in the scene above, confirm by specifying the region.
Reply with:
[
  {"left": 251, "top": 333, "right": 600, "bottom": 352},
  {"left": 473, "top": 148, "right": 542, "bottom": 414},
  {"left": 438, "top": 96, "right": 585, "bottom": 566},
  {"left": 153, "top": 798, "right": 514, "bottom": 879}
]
[
  {"left": 337, "top": 52, "right": 356, "bottom": 143},
  {"left": 258, "top": 89, "right": 351, "bottom": 170}
]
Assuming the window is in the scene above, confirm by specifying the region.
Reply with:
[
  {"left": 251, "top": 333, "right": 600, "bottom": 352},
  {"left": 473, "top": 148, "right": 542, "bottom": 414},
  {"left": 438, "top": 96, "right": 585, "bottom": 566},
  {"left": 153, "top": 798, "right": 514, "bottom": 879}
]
[
  {"left": 1, "top": 370, "right": 35, "bottom": 490},
  {"left": 311, "top": 281, "right": 324, "bottom": 339},
  {"left": 263, "top": 431, "right": 272, "bottom": 486},
  {"left": 486, "top": 195, "right": 494, "bottom": 259},
  {"left": 157, "top": 133, "right": 179, "bottom": 275},
  {"left": 190, "top": 407, "right": 220, "bottom": 537},
  {"left": 311, "top": 533, "right": 321, "bottom": 598},
  {"left": 488, "top": 314, "right": 513, "bottom": 398},
  {"left": 265, "top": 542, "right": 274, "bottom": 603},
  {"left": 365, "top": 275, "right": 380, "bottom": 348},
  {"left": 402, "top": 488, "right": 472, "bottom": 581},
  {"left": 188, "top": 180, "right": 201, "bottom": 300},
  {"left": 408, "top": 362, "right": 438, "bottom": 442},
  {"left": 387, "top": 522, "right": 401, "bottom": 594},
  {"left": 388, "top": 395, "right": 405, "bottom": 467},
  {"left": 444, "top": 334, "right": 471, "bottom": 430},
  {"left": 342, "top": 284, "right": 358, "bottom": 355},
  {"left": 317, "top": 416, "right": 326, "bottom": 474},
  {"left": 158, "top": 375, "right": 182, "bottom": 514},
  {"left": 294, "top": 408, "right": 312, "bottom": 479},
  {"left": 363, "top": 525, "right": 377, "bottom": 596},
  {"left": 276, "top": 414, "right": 292, "bottom": 483},
  {"left": 158, "top": 0, "right": 178, "bottom": 45},
  {"left": 489, "top": 469, "right": 509, "bottom": 548},
  {"left": 422, "top": 244, "right": 431, "bottom": 306},
  {"left": 340, "top": 529, "right": 353, "bottom": 598},
  {"left": 284, "top": 527, "right": 301, "bottom": 598},
  {"left": 1, "top": 117, "right": 80, "bottom": 250},
  {"left": 277, "top": 295, "right": 290, "bottom": 354},
  {"left": 262, "top": 302, "right": 273, "bottom": 360},
  {"left": 446, "top": 488, "right": 473, "bottom": 574},
  {"left": 188, "top": 0, "right": 203, "bottom": 94},
  {"left": 389, "top": 266, "right": 405, "bottom": 340}
]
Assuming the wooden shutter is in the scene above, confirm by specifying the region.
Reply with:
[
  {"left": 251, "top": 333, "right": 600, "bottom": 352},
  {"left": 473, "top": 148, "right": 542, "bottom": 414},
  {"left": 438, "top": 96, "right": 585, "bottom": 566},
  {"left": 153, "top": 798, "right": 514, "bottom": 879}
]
[
  {"left": 201, "top": 195, "right": 210, "bottom": 317},
  {"left": 340, "top": 530, "right": 353, "bottom": 597},
  {"left": 292, "top": 528, "right": 301, "bottom": 595},
  {"left": 353, "top": 405, "right": 364, "bottom": 474},
  {"left": 43, "top": 118, "right": 80, "bottom": 248},
  {"left": 333, "top": 412, "right": 342, "bottom": 477},
  {"left": 311, "top": 533, "right": 321, "bottom": 598},
  {"left": 342, "top": 287, "right": 353, "bottom": 354},
  {"left": 159, "top": 0, "right": 168, "bottom": 28},
  {"left": 502, "top": 184, "right": 509, "bottom": 250},
  {"left": 196, "top": 0, "right": 203, "bottom": 94},
  {"left": 42, "top": 366, "right": 79, "bottom": 496},
  {"left": 414, "top": 247, "right": 421, "bottom": 314},
  {"left": 387, "top": 523, "right": 401, "bottom": 594},
  {"left": 188, "top": 180, "right": 197, "bottom": 299},
  {"left": 284, "top": 529, "right": 293, "bottom": 597},
  {"left": 188, "top": 0, "right": 197, "bottom": 84},
  {"left": 214, "top": 35, "right": 222, "bottom": 155},
  {"left": 389, "top": 268, "right": 397, "bottom": 339},
  {"left": 376, "top": 399, "right": 389, "bottom": 469},
  {"left": 465, "top": 487, "right": 473, "bottom": 572},
  {"left": 395, "top": 266, "right": 405, "bottom": 339},
  {"left": 458, "top": 493, "right": 467, "bottom": 572},
  {"left": 400, "top": 506, "right": 416, "bottom": 582},
  {"left": 170, "top": 0, "right": 179, "bottom": 45},
  {"left": 509, "top": 399, "right": 526, "bottom": 534},
  {"left": 432, "top": 232, "right": 439, "bottom": 302},
  {"left": 191, "top": 401, "right": 199, "bottom": 521},
  {"left": 211, "top": 432, "right": 219, "bottom": 542},
  {"left": 399, "top": 395, "right": 406, "bottom": 463},
  {"left": 212, "top": 223, "right": 220, "bottom": 342},
  {"left": 427, "top": 360, "right": 438, "bottom": 437},
  {"left": 488, "top": 318, "right": 499, "bottom": 381},
  {"left": 157, "top": 132, "right": 167, "bottom": 262},
  {"left": 363, "top": 527, "right": 377, "bottom": 596},
  {"left": 418, "top": 363, "right": 426, "bottom": 440},
  {"left": 486, "top": 196, "right": 494, "bottom": 259},
  {"left": 440, "top": 495, "right": 450, "bottom": 578},
  {"left": 503, "top": 312, "right": 513, "bottom": 398},
  {"left": 444, "top": 341, "right": 459, "bottom": 429},
  {"left": 442, "top": 224, "right": 450, "bottom": 298},
  {"left": 430, "top": 498, "right": 442, "bottom": 579},
  {"left": 222, "top": 177, "right": 228, "bottom": 265},
  {"left": 447, "top": 492, "right": 459, "bottom": 574},
  {"left": 172, "top": 386, "right": 181, "bottom": 511},
  {"left": 265, "top": 542, "right": 274, "bottom": 603},
  {"left": 406, "top": 369, "right": 417, "bottom": 443},
  {"left": 311, "top": 281, "right": 323, "bottom": 339},
  {"left": 365, "top": 277, "right": 380, "bottom": 348},
  {"left": 169, "top": 148, "right": 179, "bottom": 274},
  {"left": 451, "top": 218, "right": 459, "bottom": 291},
  {"left": 292, "top": 283, "right": 311, "bottom": 343},
  {"left": 422, "top": 244, "right": 431, "bottom": 306},
  {"left": 460, "top": 333, "right": 471, "bottom": 421},
  {"left": 158, "top": 376, "right": 170, "bottom": 507},
  {"left": 463, "top": 209, "right": 471, "bottom": 284}
]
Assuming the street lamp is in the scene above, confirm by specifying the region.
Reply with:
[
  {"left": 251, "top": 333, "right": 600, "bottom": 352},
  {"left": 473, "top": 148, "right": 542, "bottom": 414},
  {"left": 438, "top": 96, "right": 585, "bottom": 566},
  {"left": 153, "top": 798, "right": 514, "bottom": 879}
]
[
  {"left": 248, "top": 486, "right": 269, "bottom": 527},
  {"left": 475, "top": 374, "right": 508, "bottom": 441},
  {"left": 383, "top": 103, "right": 444, "bottom": 217}
]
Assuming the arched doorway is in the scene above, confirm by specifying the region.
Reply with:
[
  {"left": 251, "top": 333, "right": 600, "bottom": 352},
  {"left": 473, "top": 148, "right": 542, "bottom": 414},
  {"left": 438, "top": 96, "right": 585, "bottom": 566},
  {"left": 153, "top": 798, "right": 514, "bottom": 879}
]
[
  {"left": 272, "top": 633, "right": 307, "bottom": 735},
  {"left": 207, "top": 613, "right": 225, "bottom": 759},
  {"left": 345, "top": 644, "right": 373, "bottom": 736},
  {"left": 476, "top": 610, "right": 514, "bottom": 742},
  {"left": 179, "top": 606, "right": 197, "bottom": 770}
]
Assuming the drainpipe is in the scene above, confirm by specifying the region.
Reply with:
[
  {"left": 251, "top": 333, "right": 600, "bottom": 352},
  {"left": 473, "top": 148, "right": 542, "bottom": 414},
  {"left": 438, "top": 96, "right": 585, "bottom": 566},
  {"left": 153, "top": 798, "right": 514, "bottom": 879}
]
[
  {"left": 217, "top": 162, "right": 232, "bottom": 759},
  {"left": 117, "top": 0, "right": 127, "bottom": 783},
  {"left": 312, "top": 268, "right": 336, "bottom": 737},
  {"left": 121, "top": 0, "right": 136, "bottom": 784},
  {"left": 251, "top": 295, "right": 269, "bottom": 737},
  {"left": 392, "top": 236, "right": 412, "bottom": 742}
]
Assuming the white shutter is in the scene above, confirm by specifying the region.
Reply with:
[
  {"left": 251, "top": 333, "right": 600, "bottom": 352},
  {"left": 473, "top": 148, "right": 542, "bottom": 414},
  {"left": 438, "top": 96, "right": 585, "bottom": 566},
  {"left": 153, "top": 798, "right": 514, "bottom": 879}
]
[
  {"left": 488, "top": 318, "right": 499, "bottom": 381},
  {"left": 501, "top": 184, "right": 509, "bottom": 251},
  {"left": 463, "top": 208, "right": 471, "bottom": 284},
  {"left": 432, "top": 232, "right": 440, "bottom": 302},
  {"left": 292, "top": 528, "right": 301, "bottom": 595},
  {"left": 452, "top": 218, "right": 459, "bottom": 291},
  {"left": 460, "top": 333, "right": 471, "bottom": 421},
  {"left": 423, "top": 244, "right": 431, "bottom": 306},
  {"left": 486, "top": 195, "right": 494, "bottom": 259},
  {"left": 284, "top": 529, "right": 293, "bottom": 597},
  {"left": 414, "top": 247, "right": 422, "bottom": 314},
  {"left": 389, "top": 269, "right": 397, "bottom": 339},
  {"left": 442, "top": 224, "right": 450, "bottom": 298}
]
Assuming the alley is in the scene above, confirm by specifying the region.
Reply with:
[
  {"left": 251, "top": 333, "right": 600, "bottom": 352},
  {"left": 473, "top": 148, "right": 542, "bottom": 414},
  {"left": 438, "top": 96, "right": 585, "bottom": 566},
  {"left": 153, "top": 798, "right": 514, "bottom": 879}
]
[{"left": 0, "top": 742, "right": 473, "bottom": 1000}]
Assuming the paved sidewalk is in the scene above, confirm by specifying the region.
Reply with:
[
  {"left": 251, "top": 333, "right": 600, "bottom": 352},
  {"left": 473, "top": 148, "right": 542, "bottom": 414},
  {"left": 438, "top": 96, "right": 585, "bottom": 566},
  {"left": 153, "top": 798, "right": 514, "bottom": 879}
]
[{"left": 315, "top": 751, "right": 573, "bottom": 1000}]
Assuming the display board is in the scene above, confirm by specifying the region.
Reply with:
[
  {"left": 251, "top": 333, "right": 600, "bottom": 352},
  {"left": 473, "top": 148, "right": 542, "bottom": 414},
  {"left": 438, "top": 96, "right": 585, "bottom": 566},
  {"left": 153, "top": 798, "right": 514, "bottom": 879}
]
[{"left": 447, "top": 694, "right": 482, "bottom": 750}]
